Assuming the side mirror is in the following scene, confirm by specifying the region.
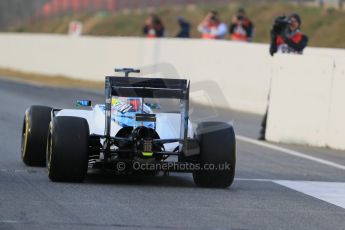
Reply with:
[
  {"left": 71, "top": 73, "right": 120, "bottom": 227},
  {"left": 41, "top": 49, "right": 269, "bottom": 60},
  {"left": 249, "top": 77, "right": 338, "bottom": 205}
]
[{"left": 76, "top": 100, "right": 92, "bottom": 107}]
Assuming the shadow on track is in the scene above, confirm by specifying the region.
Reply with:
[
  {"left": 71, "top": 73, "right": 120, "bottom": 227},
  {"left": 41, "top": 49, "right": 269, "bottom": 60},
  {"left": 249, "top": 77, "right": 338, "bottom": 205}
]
[{"left": 84, "top": 171, "right": 197, "bottom": 188}]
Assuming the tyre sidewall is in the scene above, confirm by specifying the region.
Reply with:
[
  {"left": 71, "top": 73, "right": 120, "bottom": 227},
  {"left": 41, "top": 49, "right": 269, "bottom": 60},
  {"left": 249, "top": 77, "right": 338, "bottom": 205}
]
[{"left": 21, "top": 106, "right": 52, "bottom": 166}]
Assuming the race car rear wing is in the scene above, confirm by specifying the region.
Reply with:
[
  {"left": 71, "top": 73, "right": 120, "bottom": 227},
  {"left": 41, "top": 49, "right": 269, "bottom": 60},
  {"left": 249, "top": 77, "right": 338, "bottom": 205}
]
[
  {"left": 104, "top": 76, "right": 190, "bottom": 151},
  {"left": 106, "top": 76, "right": 188, "bottom": 99}
]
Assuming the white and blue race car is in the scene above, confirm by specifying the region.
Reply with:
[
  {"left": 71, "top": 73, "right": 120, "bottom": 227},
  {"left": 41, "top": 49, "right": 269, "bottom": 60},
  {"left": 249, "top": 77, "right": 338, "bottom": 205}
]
[{"left": 21, "top": 68, "right": 236, "bottom": 188}]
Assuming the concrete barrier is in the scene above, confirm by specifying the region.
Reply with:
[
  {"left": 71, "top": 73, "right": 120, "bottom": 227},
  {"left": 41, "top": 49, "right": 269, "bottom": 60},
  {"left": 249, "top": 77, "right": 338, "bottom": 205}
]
[
  {"left": 0, "top": 33, "right": 273, "bottom": 115},
  {"left": 326, "top": 57, "right": 345, "bottom": 150},
  {"left": 266, "top": 55, "right": 334, "bottom": 147},
  {"left": 266, "top": 54, "right": 345, "bottom": 150}
]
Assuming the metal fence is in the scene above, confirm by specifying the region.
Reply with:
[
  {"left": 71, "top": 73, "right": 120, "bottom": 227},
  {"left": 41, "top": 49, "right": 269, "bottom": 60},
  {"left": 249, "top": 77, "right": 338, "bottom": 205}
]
[
  {"left": 36, "top": 0, "right": 231, "bottom": 17},
  {"left": 0, "top": 0, "right": 47, "bottom": 29},
  {"left": 0, "top": 0, "right": 341, "bottom": 30},
  {"left": 35, "top": 0, "right": 326, "bottom": 17}
]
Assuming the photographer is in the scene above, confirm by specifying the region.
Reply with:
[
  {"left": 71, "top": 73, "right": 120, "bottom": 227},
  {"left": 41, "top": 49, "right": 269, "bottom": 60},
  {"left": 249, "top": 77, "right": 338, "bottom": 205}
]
[
  {"left": 269, "top": 13, "right": 308, "bottom": 56},
  {"left": 197, "top": 11, "right": 227, "bottom": 39},
  {"left": 259, "top": 13, "right": 309, "bottom": 140},
  {"left": 143, "top": 14, "right": 165, "bottom": 38},
  {"left": 176, "top": 16, "right": 190, "bottom": 38},
  {"left": 229, "top": 8, "right": 254, "bottom": 42}
]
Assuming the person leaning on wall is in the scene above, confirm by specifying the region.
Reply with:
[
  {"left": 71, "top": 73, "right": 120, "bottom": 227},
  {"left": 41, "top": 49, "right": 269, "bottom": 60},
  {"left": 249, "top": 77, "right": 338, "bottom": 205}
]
[
  {"left": 259, "top": 13, "right": 309, "bottom": 140},
  {"left": 143, "top": 14, "right": 165, "bottom": 38},
  {"left": 229, "top": 8, "right": 254, "bottom": 42},
  {"left": 197, "top": 11, "right": 227, "bottom": 39},
  {"left": 176, "top": 16, "right": 191, "bottom": 38},
  {"left": 269, "top": 13, "right": 308, "bottom": 56}
]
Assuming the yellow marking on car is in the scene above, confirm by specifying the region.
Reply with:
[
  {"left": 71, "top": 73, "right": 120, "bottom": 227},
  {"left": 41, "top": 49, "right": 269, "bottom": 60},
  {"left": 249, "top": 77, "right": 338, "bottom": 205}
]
[
  {"left": 47, "top": 123, "right": 52, "bottom": 176},
  {"left": 142, "top": 152, "right": 153, "bottom": 157},
  {"left": 111, "top": 97, "right": 120, "bottom": 106},
  {"left": 22, "top": 111, "right": 29, "bottom": 159}
]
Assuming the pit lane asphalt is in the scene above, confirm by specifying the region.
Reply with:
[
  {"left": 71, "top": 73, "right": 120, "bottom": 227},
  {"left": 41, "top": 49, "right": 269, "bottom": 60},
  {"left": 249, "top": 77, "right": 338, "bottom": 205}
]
[{"left": 1, "top": 78, "right": 345, "bottom": 230}]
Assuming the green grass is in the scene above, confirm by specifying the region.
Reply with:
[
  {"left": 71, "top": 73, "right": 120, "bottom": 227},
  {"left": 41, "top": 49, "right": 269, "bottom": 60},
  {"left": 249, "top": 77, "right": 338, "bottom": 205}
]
[{"left": 11, "top": 2, "right": 345, "bottom": 48}]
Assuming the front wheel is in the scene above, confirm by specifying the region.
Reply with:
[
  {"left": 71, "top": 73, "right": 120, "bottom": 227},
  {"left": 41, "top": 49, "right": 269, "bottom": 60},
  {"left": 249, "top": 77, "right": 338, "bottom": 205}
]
[
  {"left": 47, "top": 116, "right": 89, "bottom": 182},
  {"left": 192, "top": 122, "right": 236, "bottom": 188}
]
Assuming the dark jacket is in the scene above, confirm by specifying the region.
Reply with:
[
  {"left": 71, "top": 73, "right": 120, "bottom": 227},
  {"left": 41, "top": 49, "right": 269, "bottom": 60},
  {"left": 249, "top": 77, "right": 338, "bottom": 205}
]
[
  {"left": 176, "top": 20, "right": 190, "bottom": 38},
  {"left": 270, "top": 29, "right": 308, "bottom": 56},
  {"left": 229, "top": 18, "right": 254, "bottom": 41}
]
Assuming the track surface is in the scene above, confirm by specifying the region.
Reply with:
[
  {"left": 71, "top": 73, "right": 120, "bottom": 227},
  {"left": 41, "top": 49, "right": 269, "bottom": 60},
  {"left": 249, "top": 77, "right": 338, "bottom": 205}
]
[{"left": 1, "top": 78, "right": 345, "bottom": 230}]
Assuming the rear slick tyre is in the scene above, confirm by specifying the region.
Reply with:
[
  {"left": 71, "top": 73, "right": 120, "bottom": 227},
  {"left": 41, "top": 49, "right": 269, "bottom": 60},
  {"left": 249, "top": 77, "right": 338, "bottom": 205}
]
[
  {"left": 47, "top": 116, "right": 89, "bottom": 182},
  {"left": 193, "top": 122, "right": 236, "bottom": 188}
]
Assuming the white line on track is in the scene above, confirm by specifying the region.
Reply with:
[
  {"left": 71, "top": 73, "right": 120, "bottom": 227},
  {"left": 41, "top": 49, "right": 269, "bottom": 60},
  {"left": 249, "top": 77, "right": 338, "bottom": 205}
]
[
  {"left": 236, "top": 178, "right": 273, "bottom": 182},
  {"left": 236, "top": 135, "right": 345, "bottom": 171},
  {"left": 276, "top": 180, "right": 345, "bottom": 209},
  {"left": 236, "top": 178, "right": 345, "bottom": 210}
]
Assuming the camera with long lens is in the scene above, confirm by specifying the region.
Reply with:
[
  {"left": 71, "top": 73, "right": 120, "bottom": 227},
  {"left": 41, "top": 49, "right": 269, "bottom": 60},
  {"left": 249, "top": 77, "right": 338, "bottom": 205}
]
[
  {"left": 272, "top": 16, "right": 291, "bottom": 36},
  {"left": 237, "top": 15, "right": 244, "bottom": 21}
]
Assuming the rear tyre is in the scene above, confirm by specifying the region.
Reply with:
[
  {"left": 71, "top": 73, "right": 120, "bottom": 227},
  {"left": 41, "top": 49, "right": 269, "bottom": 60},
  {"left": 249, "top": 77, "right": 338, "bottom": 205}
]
[
  {"left": 192, "top": 122, "right": 236, "bottom": 188},
  {"left": 47, "top": 116, "right": 89, "bottom": 182},
  {"left": 21, "top": 105, "right": 52, "bottom": 166}
]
